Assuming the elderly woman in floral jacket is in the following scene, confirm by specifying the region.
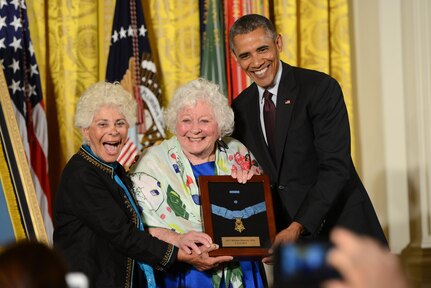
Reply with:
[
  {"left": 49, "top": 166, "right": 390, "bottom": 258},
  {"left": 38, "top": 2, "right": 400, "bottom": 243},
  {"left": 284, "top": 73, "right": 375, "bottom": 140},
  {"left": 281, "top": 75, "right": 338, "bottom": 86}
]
[{"left": 130, "top": 78, "right": 266, "bottom": 288}]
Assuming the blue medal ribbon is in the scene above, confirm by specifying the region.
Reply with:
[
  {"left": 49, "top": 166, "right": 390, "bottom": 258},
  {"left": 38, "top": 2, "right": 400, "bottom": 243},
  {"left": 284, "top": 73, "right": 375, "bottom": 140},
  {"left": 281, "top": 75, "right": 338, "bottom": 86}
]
[{"left": 211, "top": 202, "right": 266, "bottom": 219}]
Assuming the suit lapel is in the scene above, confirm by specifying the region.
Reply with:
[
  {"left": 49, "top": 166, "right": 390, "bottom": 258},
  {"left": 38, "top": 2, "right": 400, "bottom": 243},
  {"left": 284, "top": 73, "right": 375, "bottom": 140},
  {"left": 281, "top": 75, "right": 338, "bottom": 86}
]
[{"left": 275, "top": 62, "right": 298, "bottom": 170}]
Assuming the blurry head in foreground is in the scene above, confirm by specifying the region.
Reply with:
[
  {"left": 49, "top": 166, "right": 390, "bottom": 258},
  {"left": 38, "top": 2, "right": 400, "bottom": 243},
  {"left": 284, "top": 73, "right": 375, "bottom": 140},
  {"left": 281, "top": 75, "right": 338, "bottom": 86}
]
[{"left": 0, "top": 240, "right": 68, "bottom": 288}]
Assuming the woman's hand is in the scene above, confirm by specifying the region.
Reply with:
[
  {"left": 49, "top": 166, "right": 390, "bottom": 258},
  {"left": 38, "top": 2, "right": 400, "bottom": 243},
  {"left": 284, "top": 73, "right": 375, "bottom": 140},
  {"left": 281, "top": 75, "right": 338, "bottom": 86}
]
[
  {"left": 175, "top": 231, "right": 213, "bottom": 255},
  {"left": 149, "top": 228, "right": 213, "bottom": 255},
  {"left": 177, "top": 243, "right": 233, "bottom": 271},
  {"left": 231, "top": 168, "right": 255, "bottom": 184}
]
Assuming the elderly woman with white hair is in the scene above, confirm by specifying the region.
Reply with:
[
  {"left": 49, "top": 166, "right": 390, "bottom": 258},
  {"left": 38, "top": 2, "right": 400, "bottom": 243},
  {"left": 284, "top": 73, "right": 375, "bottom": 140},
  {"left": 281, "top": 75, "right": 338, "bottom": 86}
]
[
  {"left": 53, "top": 81, "right": 231, "bottom": 288},
  {"left": 129, "top": 78, "right": 266, "bottom": 287}
]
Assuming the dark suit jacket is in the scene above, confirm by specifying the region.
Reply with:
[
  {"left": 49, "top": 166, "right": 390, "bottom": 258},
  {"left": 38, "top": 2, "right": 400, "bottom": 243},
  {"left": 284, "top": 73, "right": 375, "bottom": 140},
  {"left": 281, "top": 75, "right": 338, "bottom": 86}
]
[{"left": 232, "top": 62, "right": 387, "bottom": 244}]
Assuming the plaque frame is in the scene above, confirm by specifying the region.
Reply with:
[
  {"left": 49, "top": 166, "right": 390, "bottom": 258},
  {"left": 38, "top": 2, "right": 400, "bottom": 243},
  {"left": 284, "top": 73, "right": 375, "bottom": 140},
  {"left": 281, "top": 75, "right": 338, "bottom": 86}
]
[{"left": 199, "top": 174, "right": 276, "bottom": 259}]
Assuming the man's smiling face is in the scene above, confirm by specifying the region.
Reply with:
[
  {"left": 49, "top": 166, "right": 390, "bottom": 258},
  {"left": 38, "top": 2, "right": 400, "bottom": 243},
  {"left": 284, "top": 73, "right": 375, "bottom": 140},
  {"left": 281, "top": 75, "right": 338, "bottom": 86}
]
[{"left": 232, "top": 27, "right": 282, "bottom": 89}]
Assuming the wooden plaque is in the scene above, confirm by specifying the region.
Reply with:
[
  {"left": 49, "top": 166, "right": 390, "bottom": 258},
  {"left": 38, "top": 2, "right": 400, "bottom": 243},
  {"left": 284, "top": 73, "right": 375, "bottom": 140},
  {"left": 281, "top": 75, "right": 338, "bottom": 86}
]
[{"left": 199, "top": 174, "right": 276, "bottom": 259}]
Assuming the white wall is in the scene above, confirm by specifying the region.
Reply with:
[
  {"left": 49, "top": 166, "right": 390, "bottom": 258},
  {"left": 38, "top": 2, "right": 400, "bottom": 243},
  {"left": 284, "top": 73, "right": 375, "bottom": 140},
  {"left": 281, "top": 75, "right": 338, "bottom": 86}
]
[{"left": 351, "top": 0, "right": 411, "bottom": 253}]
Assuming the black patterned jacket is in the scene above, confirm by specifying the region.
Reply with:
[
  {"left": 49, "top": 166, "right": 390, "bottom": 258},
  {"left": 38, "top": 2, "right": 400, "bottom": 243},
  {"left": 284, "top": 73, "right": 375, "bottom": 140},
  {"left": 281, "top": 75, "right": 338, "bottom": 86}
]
[{"left": 54, "top": 146, "right": 177, "bottom": 288}]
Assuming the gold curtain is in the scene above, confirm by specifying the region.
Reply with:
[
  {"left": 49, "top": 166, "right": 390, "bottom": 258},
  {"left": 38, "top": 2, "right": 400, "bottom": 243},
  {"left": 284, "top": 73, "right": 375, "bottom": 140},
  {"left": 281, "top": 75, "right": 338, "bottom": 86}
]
[
  {"left": 26, "top": 0, "right": 355, "bottom": 192},
  {"left": 146, "top": 0, "right": 201, "bottom": 106},
  {"left": 27, "top": 0, "right": 115, "bottom": 193},
  {"left": 274, "top": 0, "right": 356, "bottom": 161}
]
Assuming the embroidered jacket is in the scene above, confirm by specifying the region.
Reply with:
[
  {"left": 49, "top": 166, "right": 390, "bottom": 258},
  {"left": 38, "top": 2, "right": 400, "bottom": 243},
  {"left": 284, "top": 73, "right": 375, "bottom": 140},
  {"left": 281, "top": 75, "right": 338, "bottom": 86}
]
[{"left": 54, "top": 146, "right": 177, "bottom": 288}]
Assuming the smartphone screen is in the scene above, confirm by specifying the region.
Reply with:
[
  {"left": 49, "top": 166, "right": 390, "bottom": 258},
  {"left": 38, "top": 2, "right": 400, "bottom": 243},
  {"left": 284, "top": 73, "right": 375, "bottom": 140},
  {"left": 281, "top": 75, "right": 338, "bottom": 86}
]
[{"left": 273, "top": 242, "right": 341, "bottom": 288}]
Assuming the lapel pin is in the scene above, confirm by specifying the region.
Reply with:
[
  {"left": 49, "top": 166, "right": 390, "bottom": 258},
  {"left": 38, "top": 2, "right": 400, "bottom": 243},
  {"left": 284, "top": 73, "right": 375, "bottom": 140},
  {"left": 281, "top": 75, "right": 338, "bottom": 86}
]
[{"left": 285, "top": 99, "right": 291, "bottom": 104}]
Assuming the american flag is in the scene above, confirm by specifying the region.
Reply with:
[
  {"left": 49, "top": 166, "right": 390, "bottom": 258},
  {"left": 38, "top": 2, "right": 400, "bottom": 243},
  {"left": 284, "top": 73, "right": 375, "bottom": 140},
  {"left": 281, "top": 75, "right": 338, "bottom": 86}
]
[
  {"left": 106, "top": 0, "right": 165, "bottom": 169},
  {"left": 0, "top": 0, "right": 53, "bottom": 241}
]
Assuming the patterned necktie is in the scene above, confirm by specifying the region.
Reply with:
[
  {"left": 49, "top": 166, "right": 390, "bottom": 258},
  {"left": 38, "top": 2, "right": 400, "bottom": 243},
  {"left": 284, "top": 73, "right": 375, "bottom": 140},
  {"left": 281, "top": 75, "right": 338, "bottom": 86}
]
[{"left": 263, "top": 90, "right": 276, "bottom": 161}]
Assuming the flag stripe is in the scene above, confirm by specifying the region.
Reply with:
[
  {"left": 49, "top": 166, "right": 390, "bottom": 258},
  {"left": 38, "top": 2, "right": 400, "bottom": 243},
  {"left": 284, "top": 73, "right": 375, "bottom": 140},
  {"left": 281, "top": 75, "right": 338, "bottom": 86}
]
[
  {"left": 32, "top": 104, "right": 49, "bottom": 158},
  {"left": 28, "top": 121, "right": 51, "bottom": 216},
  {"left": 117, "top": 138, "right": 137, "bottom": 164},
  {"left": 31, "top": 165, "right": 54, "bottom": 238}
]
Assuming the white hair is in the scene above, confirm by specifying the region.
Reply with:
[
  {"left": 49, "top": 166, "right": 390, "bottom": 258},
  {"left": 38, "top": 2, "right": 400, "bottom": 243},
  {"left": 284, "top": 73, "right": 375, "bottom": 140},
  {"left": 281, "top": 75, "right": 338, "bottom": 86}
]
[
  {"left": 74, "top": 81, "right": 137, "bottom": 129},
  {"left": 164, "top": 78, "right": 234, "bottom": 137}
]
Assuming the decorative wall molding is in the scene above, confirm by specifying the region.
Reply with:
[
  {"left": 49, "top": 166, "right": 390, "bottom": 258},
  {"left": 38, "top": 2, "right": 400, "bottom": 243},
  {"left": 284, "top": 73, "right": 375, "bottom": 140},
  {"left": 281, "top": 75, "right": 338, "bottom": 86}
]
[
  {"left": 402, "top": 0, "right": 431, "bottom": 248},
  {"left": 401, "top": 0, "right": 431, "bottom": 286}
]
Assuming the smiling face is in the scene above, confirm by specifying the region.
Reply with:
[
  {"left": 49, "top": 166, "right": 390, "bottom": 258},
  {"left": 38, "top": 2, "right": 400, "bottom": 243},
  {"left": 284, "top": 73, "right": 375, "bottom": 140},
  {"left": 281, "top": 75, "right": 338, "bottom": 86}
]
[
  {"left": 232, "top": 27, "right": 282, "bottom": 89},
  {"left": 175, "top": 100, "right": 219, "bottom": 165},
  {"left": 82, "top": 105, "right": 129, "bottom": 163}
]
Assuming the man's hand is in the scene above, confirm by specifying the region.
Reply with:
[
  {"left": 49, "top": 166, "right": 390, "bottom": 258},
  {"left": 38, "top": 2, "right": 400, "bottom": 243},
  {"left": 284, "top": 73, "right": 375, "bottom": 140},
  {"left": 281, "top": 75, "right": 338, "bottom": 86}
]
[
  {"left": 177, "top": 243, "right": 234, "bottom": 271},
  {"left": 262, "top": 221, "right": 303, "bottom": 264},
  {"left": 273, "top": 221, "right": 303, "bottom": 246}
]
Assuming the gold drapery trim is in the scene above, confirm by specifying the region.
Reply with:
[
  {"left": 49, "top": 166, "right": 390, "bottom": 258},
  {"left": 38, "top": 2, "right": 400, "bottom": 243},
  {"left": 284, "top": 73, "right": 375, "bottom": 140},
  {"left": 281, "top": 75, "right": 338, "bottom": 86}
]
[
  {"left": 0, "top": 142, "right": 26, "bottom": 242},
  {"left": 0, "top": 70, "right": 48, "bottom": 243}
]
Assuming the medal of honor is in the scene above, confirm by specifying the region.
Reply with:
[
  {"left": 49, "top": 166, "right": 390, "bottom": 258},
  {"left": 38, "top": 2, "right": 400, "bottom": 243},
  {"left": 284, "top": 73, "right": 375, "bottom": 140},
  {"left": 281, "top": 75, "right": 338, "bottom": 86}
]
[
  {"left": 235, "top": 218, "right": 245, "bottom": 232},
  {"left": 211, "top": 201, "right": 266, "bottom": 233}
]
